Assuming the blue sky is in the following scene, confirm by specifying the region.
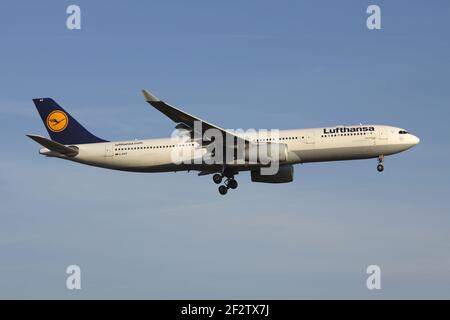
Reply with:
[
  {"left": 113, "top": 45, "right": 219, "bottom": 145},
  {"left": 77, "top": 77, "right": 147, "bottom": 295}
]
[{"left": 1, "top": 0, "right": 450, "bottom": 299}]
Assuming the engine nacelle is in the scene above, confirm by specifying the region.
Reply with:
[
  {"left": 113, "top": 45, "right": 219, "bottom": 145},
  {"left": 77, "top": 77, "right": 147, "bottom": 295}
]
[
  {"left": 251, "top": 164, "right": 294, "bottom": 183},
  {"left": 244, "top": 143, "right": 288, "bottom": 164}
]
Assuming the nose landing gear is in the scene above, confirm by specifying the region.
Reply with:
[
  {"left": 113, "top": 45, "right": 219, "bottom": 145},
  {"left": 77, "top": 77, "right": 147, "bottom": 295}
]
[{"left": 377, "top": 155, "right": 384, "bottom": 172}]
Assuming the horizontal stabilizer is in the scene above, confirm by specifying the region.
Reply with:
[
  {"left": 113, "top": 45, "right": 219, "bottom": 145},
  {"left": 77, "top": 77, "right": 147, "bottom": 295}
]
[{"left": 26, "top": 134, "right": 79, "bottom": 157}]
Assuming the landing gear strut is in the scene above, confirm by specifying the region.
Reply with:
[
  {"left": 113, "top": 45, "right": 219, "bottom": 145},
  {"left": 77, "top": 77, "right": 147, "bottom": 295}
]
[
  {"left": 213, "top": 171, "right": 238, "bottom": 195},
  {"left": 377, "top": 155, "right": 384, "bottom": 172}
]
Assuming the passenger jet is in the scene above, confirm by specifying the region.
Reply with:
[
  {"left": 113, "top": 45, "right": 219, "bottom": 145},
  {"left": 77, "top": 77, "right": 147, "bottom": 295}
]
[{"left": 28, "top": 90, "right": 420, "bottom": 195}]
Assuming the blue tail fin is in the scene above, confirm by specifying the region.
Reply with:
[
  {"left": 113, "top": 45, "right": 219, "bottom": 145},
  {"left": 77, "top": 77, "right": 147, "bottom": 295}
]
[{"left": 33, "top": 98, "right": 108, "bottom": 145}]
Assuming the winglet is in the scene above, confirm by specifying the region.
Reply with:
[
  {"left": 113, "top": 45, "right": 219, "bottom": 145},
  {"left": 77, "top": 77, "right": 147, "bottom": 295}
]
[{"left": 142, "top": 89, "right": 160, "bottom": 102}]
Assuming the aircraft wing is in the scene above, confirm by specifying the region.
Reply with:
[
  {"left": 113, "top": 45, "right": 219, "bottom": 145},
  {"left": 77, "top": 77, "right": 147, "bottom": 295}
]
[{"left": 142, "top": 89, "right": 249, "bottom": 144}]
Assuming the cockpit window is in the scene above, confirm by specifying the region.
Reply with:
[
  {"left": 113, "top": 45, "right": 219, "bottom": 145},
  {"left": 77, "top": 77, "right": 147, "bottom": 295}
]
[{"left": 399, "top": 130, "right": 409, "bottom": 134}]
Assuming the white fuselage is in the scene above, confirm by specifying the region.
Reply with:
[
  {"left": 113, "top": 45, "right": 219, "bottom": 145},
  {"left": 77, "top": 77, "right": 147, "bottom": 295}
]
[{"left": 40, "top": 125, "right": 420, "bottom": 173}]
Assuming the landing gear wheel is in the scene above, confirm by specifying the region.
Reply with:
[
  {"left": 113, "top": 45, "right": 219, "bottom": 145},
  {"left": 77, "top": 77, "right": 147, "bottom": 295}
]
[
  {"left": 213, "top": 174, "right": 223, "bottom": 184},
  {"left": 377, "top": 164, "right": 384, "bottom": 172},
  {"left": 228, "top": 179, "right": 238, "bottom": 190},
  {"left": 218, "top": 185, "right": 228, "bottom": 195}
]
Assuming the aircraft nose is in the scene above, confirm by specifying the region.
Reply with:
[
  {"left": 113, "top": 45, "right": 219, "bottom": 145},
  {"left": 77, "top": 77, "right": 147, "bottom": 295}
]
[{"left": 412, "top": 134, "right": 420, "bottom": 145}]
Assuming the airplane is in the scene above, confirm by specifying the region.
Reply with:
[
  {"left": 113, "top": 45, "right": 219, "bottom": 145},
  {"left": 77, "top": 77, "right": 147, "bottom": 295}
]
[{"left": 27, "top": 90, "right": 420, "bottom": 195}]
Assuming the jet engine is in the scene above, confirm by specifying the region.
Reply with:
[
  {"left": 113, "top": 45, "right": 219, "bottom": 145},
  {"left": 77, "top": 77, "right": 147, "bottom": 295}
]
[{"left": 251, "top": 164, "right": 294, "bottom": 183}]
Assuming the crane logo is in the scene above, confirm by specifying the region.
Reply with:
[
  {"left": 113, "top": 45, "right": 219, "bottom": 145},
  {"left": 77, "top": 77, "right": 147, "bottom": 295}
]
[{"left": 47, "top": 110, "right": 69, "bottom": 132}]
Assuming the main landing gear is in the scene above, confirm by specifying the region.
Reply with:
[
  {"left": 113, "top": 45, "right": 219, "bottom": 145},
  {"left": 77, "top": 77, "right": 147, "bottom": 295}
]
[
  {"left": 213, "top": 173, "right": 238, "bottom": 195},
  {"left": 377, "top": 155, "right": 384, "bottom": 172}
]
